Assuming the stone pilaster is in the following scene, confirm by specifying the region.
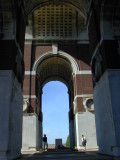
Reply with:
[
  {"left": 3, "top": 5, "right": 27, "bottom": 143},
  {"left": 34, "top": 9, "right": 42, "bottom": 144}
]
[{"left": 94, "top": 69, "right": 120, "bottom": 156}]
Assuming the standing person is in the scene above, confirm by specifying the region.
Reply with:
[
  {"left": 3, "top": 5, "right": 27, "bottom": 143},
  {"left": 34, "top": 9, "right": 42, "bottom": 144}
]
[
  {"left": 43, "top": 134, "right": 48, "bottom": 151},
  {"left": 82, "top": 135, "right": 87, "bottom": 151}
]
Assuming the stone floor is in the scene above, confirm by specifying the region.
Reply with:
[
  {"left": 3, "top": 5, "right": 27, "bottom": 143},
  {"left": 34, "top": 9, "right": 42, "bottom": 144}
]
[{"left": 18, "top": 150, "right": 117, "bottom": 160}]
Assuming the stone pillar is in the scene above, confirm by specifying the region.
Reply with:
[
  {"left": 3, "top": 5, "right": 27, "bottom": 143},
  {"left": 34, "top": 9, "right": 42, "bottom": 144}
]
[
  {"left": 69, "top": 108, "right": 75, "bottom": 148},
  {"left": 0, "top": 70, "right": 22, "bottom": 160},
  {"left": 94, "top": 69, "right": 120, "bottom": 156},
  {"left": 38, "top": 111, "right": 43, "bottom": 148}
]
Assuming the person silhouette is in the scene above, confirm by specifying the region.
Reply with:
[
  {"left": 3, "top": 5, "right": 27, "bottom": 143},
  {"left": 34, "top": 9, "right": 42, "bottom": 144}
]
[
  {"left": 43, "top": 134, "right": 48, "bottom": 151},
  {"left": 82, "top": 135, "right": 87, "bottom": 151}
]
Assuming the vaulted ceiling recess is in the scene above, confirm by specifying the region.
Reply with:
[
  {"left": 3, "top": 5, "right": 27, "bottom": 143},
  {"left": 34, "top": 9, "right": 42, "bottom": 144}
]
[{"left": 26, "top": 1, "right": 88, "bottom": 41}]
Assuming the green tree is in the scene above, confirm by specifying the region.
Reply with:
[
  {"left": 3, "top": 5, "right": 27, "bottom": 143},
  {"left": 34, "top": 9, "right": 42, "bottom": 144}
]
[{"left": 66, "top": 135, "right": 70, "bottom": 147}]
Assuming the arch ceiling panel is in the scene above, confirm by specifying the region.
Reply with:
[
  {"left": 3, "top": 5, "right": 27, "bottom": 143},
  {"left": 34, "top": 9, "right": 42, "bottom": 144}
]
[
  {"left": 36, "top": 56, "right": 73, "bottom": 87},
  {"left": 25, "top": 0, "right": 90, "bottom": 18},
  {"left": 25, "top": 1, "right": 89, "bottom": 41}
]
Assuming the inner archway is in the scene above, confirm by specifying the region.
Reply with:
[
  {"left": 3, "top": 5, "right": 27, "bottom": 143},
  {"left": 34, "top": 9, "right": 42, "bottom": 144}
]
[
  {"left": 42, "top": 81, "right": 69, "bottom": 147},
  {"left": 35, "top": 53, "right": 75, "bottom": 148}
]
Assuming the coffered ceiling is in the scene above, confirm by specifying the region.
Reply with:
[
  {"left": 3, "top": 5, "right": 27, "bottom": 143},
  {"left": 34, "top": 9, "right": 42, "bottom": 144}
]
[
  {"left": 26, "top": 3, "right": 87, "bottom": 41},
  {"left": 25, "top": 0, "right": 90, "bottom": 18}
]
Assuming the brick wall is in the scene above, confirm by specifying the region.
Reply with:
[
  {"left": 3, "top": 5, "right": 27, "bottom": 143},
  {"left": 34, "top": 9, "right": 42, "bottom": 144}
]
[
  {"left": 24, "top": 44, "right": 31, "bottom": 70},
  {"left": 35, "top": 45, "right": 52, "bottom": 60},
  {"left": 23, "top": 43, "right": 93, "bottom": 114},
  {"left": 74, "top": 97, "right": 85, "bottom": 113}
]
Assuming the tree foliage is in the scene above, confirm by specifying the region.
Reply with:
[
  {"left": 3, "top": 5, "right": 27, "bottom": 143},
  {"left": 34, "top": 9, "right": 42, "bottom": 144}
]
[{"left": 66, "top": 135, "right": 70, "bottom": 147}]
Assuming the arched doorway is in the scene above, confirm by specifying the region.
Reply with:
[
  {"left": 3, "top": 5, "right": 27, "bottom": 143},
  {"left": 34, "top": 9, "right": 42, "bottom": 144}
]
[
  {"left": 42, "top": 81, "right": 69, "bottom": 148},
  {"left": 35, "top": 53, "right": 75, "bottom": 148}
]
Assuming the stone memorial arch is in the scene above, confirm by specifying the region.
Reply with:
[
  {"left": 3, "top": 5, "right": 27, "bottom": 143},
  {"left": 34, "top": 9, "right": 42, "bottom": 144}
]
[
  {"left": 22, "top": 50, "right": 97, "bottom": 150},
  {"left": 0, "top": 0, "right": 120, "bottom": 159}
]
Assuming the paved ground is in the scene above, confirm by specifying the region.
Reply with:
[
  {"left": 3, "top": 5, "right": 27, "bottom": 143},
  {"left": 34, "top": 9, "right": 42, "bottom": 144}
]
[{"left": 18, "top": 150, "right": 117, "bottom": 160}]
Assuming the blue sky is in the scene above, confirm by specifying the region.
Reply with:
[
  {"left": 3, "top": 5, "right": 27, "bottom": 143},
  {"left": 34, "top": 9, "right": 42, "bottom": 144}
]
[{"left": 42, "top": 81, "right": 69, "bottom": 144}]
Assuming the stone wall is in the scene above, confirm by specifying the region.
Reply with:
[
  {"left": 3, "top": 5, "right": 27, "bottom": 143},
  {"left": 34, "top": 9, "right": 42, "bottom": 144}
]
[
  {"left": 0, "top": 71, "right": 23, "bottom": 159},
  {"left": 22, "top": 113, "right": 41, "bottom": 151}
]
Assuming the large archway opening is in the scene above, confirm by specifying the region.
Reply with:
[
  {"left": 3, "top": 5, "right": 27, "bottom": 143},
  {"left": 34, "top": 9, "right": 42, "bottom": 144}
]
[
  {"left": 34, "top": 53, "right": 75, "bottom": 148},
  {"left": 1, "top": 0, "right": 120, "bottom": 159},
  {"left": 22, "top": 0, "right": 96, "bottom": 153},
  {"left": 42, "top": 81, "right": 69, "bottom": 147}
]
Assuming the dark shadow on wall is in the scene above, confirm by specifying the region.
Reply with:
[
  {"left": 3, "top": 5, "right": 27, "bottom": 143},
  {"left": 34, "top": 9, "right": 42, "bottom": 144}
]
[{"left": 58, "top": 43, "right": 91, "bottom": 66}]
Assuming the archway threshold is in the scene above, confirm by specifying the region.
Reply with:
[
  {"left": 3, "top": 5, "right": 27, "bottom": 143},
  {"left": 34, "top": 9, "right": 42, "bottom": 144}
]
[{"left": 20, "top": 150, "right": 114, "bottom": 160}]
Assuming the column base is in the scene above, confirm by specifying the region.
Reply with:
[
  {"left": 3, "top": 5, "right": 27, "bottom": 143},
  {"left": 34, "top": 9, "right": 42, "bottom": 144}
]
[{"left": 8, "top": 150, "right": 22, "bottom": 160}]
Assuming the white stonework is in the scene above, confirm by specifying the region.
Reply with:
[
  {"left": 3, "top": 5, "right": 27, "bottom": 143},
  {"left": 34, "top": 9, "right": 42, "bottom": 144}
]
[
  {"left": 74, "top": 94, "right": 93, "bottom": 100},
  {"left": 23, "top": 95, "right": 36, "bottom": 99},
  {"left": 25, "top": 71, "right": 36, "bottom": 75},
  {"left": 75, "top": 70, "right": 92, "bottom": 75},
  {"left": 74, "top": 111, "right": 98, "bottom": 150},
  {"left": 33, "top": 51, "right": 79, "bottom": 74},
  {"left": 22, "top": 113, "right": 41, "bottom": 151},
  {"left": 0, "top": 70, "right": 23, "bottom": 160},
  {"left": 52, "top": 43, "right": 58, "bottom": 54}
]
